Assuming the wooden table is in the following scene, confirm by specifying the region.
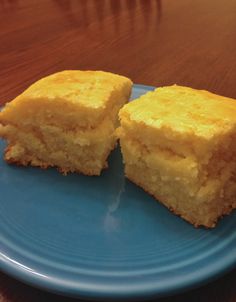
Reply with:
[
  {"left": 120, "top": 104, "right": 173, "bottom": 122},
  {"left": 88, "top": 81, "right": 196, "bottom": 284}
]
[{"left": 0, "top": 0, "right": 235, "bottom": 301}]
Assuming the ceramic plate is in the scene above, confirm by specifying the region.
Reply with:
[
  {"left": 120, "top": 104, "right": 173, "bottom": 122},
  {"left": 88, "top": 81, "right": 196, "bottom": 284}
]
[{"left": 0, "top": 85, "right": 236, "bottom": 300}]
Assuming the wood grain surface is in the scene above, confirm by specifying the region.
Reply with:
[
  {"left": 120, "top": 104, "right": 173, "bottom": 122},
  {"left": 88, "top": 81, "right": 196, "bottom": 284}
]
[{"left": 0, "top": 0, "right": 236, "bottom": 301}]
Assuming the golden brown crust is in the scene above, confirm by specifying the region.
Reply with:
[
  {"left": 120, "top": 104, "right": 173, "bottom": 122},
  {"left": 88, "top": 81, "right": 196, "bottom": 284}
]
[{"left": 4, "top": 147, "right": 51, "bottom": 170}]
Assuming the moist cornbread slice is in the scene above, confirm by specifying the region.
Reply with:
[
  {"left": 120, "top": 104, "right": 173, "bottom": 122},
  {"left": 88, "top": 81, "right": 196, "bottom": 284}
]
[
  {"left": 0, "top": 70, "right": 132, "bottom": 175},
  {"left": 118, "top": 85, "right": 236, "bottom": 227}
]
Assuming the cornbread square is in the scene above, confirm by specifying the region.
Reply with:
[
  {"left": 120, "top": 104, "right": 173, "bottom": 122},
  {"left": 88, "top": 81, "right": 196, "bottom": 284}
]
[
  {"left": 118, "top": 85, "right": 236, "bottom": 227},
  {"left": 0, "top": 70, "right": 132, "bottom": 175}
]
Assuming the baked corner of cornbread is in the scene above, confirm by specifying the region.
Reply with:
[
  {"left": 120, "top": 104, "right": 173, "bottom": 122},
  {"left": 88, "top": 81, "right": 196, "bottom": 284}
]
[
  {"left": 0, "top": 70, "right": 132, "bottom": 175},
  {"left": 118, "top": 85, "right": 236, "bottom": 228}
]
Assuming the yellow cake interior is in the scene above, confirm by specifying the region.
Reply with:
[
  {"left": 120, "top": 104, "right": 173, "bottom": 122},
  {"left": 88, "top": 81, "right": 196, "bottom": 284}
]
[
  {"left": 118, "top": 85, "right": 236, "bottom": 227},
  {"left": 0, "top": 70, "right": 132, "bottom": 175}
]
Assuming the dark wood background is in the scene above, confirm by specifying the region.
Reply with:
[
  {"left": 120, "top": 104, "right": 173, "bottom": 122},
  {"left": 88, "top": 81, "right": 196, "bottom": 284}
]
[{"left": 0, "top": 0, "right": 236, "bottom": 301}]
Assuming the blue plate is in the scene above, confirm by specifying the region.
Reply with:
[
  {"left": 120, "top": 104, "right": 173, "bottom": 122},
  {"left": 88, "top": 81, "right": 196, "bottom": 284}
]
[{"left": 0, "top": 84, "right": 236, "bottom": 300}]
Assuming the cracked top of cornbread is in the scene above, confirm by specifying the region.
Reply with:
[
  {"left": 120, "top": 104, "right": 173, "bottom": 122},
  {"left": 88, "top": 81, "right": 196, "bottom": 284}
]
[
  {"left": 120, "top": 85, "right": 236, "bottom": 138},
  {"left": 119, "top": 85, "right": 236, "bottom": 159},
  {"left": 0, "top": 70, "right": 132, "bottom": 129}
]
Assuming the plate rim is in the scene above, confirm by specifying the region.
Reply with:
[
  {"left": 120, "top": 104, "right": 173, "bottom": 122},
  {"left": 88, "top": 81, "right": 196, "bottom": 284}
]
[{"left": 1, "top": 247, "right": 236, "bottom": 300}]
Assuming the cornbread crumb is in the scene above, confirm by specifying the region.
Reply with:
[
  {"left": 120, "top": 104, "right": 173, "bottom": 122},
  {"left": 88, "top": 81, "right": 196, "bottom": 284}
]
[
  {"left": 118, "top": 85, "right": 236, "bottom": 227},
  {"left": 0, "top": 70, "right": 132, "bottom": 175}
]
